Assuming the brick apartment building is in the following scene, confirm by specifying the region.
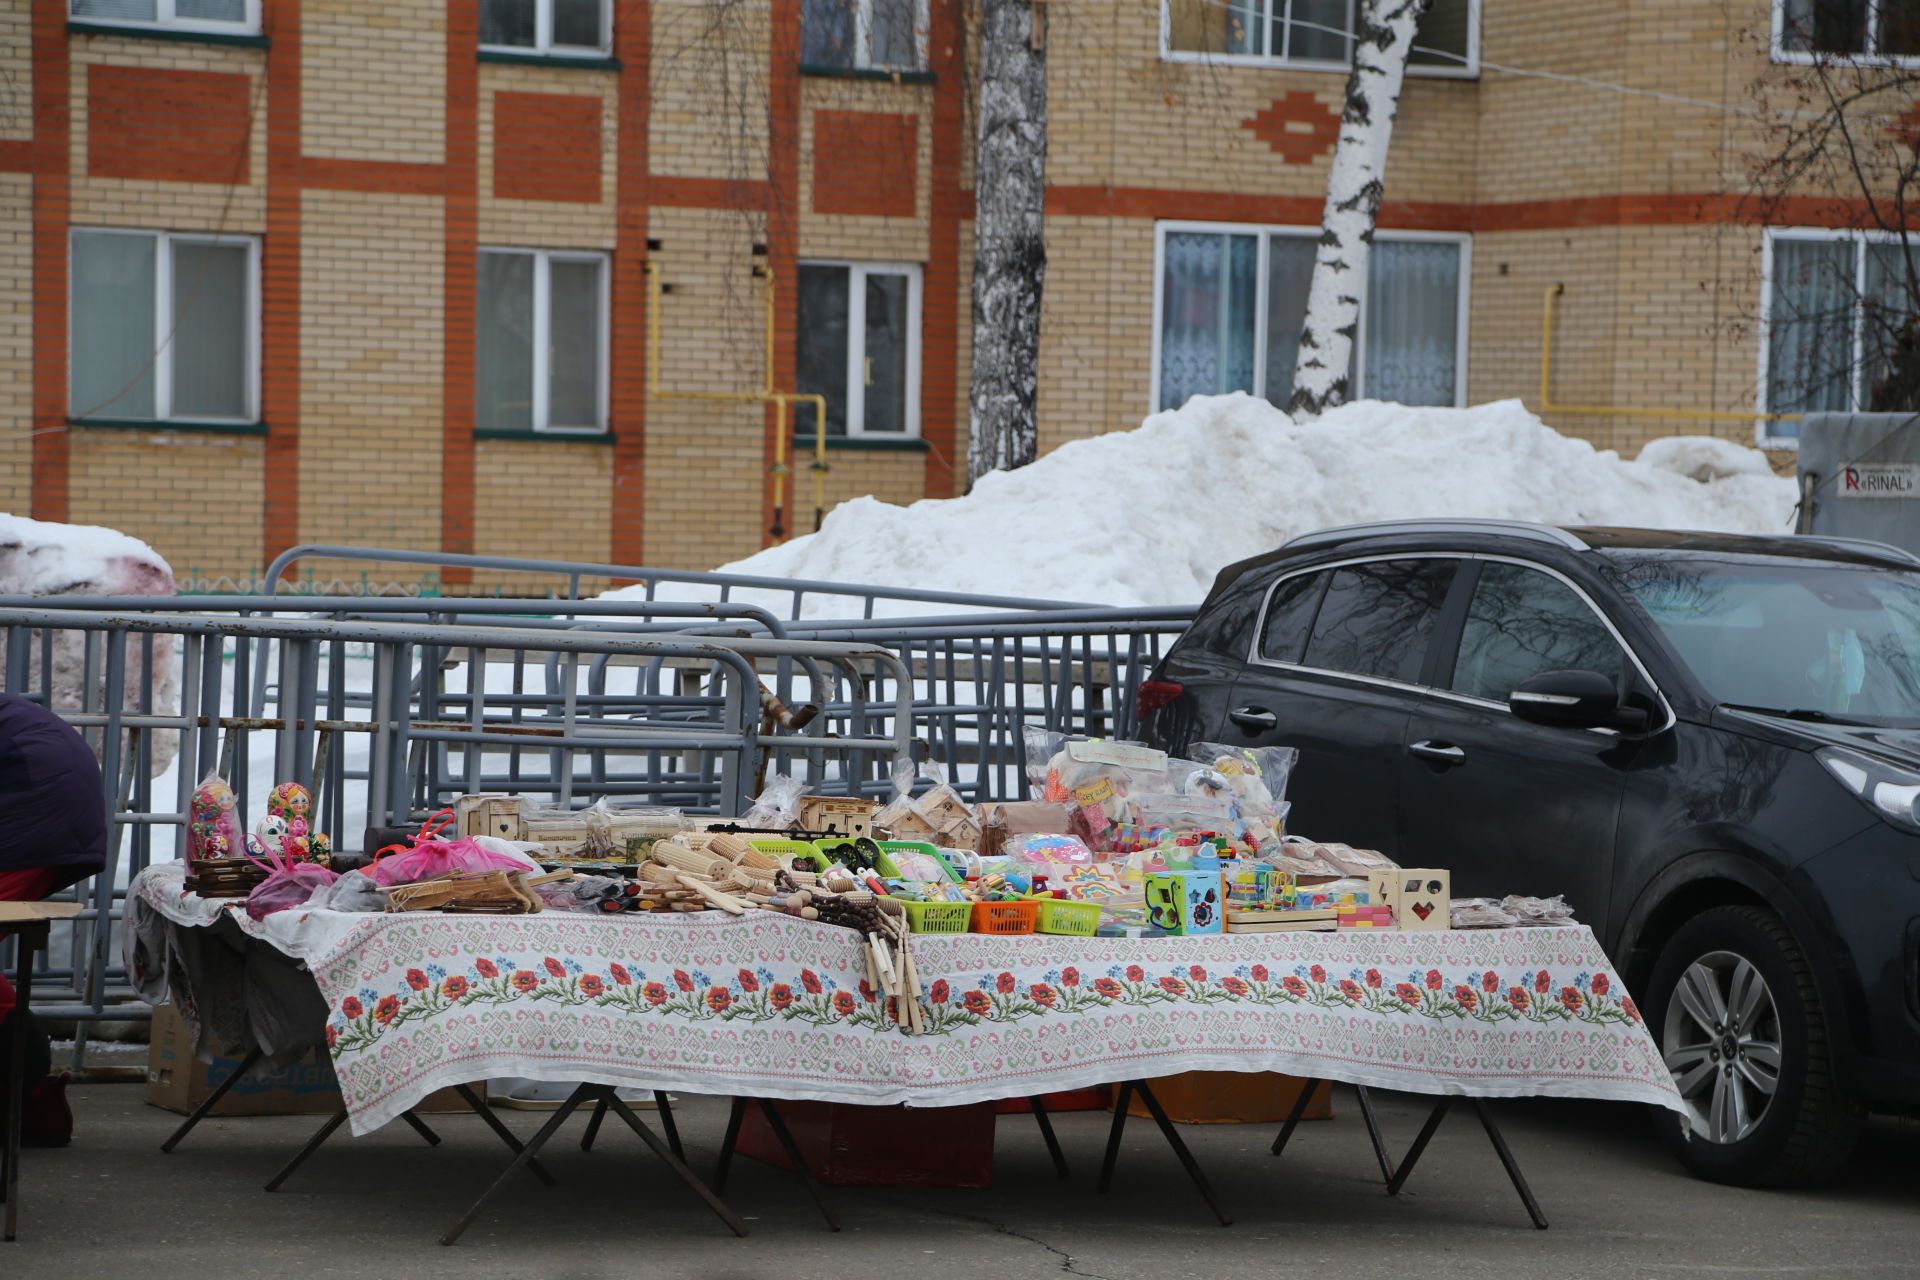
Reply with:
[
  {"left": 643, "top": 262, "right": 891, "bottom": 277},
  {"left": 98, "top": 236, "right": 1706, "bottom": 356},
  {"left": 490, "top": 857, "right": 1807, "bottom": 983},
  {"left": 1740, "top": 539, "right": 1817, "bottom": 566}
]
[{"left": 0, "top": 1, "right": 1905, "bottom": 591}]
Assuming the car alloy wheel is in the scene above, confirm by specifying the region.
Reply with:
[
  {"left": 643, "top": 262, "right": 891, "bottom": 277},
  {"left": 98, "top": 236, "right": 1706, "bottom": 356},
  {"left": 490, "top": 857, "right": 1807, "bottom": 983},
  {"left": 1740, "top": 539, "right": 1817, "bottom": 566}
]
[{"left": 1661, "top": 949, "right": 1783, "bottom": 1145}]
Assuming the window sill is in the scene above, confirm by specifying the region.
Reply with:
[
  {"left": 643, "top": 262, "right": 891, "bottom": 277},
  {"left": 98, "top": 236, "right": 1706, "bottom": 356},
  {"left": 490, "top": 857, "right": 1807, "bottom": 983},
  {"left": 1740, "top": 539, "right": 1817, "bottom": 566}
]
[
  {"left": 479, "top": 49, "right": 620, "bottom": 71},
  {"left": 68, "top": 21, "right": 269, "bottom": 49},
  {"left": 475, "top": 429, "right": 615, "bottom": 443},
  {"left": 1156, "top": 49, "right": 1476, "bottom": 79},
  {"left": 70, "top": 417, "right": 268, "bottom": 436},
  {"left": 798, "top": 63, "right": 934, "bottom": 85},
  {"left": 793, "top": 434, "right": 928, "bottom": 453}
]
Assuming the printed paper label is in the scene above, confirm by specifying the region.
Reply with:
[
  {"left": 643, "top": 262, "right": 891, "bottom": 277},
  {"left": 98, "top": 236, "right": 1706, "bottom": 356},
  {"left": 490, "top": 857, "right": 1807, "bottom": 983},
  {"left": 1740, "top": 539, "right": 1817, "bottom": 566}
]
[{"left": 1067, "top": 739, "right": 1168, "bottom": 770}]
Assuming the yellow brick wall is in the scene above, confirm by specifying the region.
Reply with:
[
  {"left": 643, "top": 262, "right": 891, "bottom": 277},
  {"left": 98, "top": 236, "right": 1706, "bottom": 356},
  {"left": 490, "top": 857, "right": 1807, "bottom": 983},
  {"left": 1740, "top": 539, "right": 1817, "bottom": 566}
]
[
  {"left": 0, "top": 5, "right": 30, "bottom": 144},
  {"left": 650, "top": 0, "right": 768, "bottom": 181},
  {"left": 0, "top": 174, "right": 33, "bottom": 512},
  {"left": 474, "top": 437, "right": 613, "bottom": 569},
  {"left": 302, "top": 0, "right": 445, "bottom": 164},
  {"left": 68, "top": 430, "right": 264, "bottom": 586},
  {"left": 797, "top": 76, "right": 931, "bottom": 261}
]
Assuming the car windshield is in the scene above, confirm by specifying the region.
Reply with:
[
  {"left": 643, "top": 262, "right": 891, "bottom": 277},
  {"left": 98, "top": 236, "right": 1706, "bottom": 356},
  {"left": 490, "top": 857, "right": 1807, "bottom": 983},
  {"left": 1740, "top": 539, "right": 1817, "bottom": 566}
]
[{"left": 1606, "top": 553, "right": 1920, "bottom": 725}]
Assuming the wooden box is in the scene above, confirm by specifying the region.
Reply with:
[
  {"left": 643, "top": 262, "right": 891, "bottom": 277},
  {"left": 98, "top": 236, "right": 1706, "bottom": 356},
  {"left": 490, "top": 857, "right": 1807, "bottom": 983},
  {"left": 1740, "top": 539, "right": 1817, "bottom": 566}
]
[
  {"left": 734, "top": 1099, "right": 998, "bottom": 1187},
  {"left": 796, "top": 795, "right": 877, "bottom": 840},
  {"left": 1367, "top": 867, "right": 1452, "bottom": 930},
  {"left": 456, "top": 794, "right": 524, "bottom": 842}
]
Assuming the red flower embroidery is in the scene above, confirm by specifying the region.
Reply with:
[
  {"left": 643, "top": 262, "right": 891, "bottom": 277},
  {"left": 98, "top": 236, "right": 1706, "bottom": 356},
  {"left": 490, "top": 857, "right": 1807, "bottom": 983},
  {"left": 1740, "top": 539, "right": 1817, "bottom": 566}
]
[
  {"left": 859, "top": 979, "right": 878, "bottom": 1005},
  {"left": 544, "top": 957, "right": 566, "bottom": 978},
  {"left": 374, "top": 995, "right": 401, "bottom": 1025},
  {"left": 1621, "top": 996, "right": 1640, "bottom": 1023},
  {"left": 800, "top": 969, "right": 823, "bottom": 995},
  {"left": 737, "top": 968, "right": 759, "bottom": 994},
  {"left": 1394, "top": 983, "right": 1421, "bottom": 1006},
  {"left": 1030, "top": 983, "right": 1057, "bottom": 1007},
  {"left": 325, "top": 1024, "right": 338, "bottom": 1048},
  {"left": 1425, "top": 968, "right": 1443, "bottom": 990},
  {"left": 340, "top": 996, "right": 363, "bottom": 1019},
  {"left": 1125, "top": 964, "right": 1146, "bottom": 983},
  {"left": 643, "top": 982, "right": 668, "bottom": 1006},
  {"left": 929, "top": 979, "right": 950, "bottom": 1005},
  {"left": 1560, "top": 986, "right": 1584, "bottom": 1013},
  {"left": 1309, "top": 964, "right": 1327, "bottom": 984},
  {"left": 512, "top": 970, "right": 540, "bottom": 993},
  {"left": 1535, "top": 969, "right": 1551, "bottom": 994},
  {"left": 1093, "top": 977, "right": 1122, "bottom": 998},
  {"left": 1482, "top": 970, "right": 1500, "bottom": 993},
  {"left": 405, "top": 968, "right": 429, "bottom": 991},
  {"left": 1061, "top": 967, "right": 1081, "bottom": 987},
  {"left": 674, "top": 969, "right": 695, "bottom": 992},
  {"left": 1338, "top": 979, "right": 1364, "bottom": 1002},
  {"left": 832, "top": 990, "right": 858, "bottom": 1016},
  {"left": 770, "top": 984, "right": 795, "bottom": 1010},
  {"left": 707, "top": 986, "right": 731, "bottom": 1013},
  {"left": 996, "top": 972, "right": 1017, "bottom": 994},
  {"left": 609, "top": 963, "right": 631, "bottom": 986},
  {"left": 1250, "top": 964, "right": 1270, "bottom": 982},
  {"left": 1189, "top": 964, "right": 1208, "bottom": 982},
  {"left": 578, "top": 974, "right": 605, "bottom": 998},
  {"left": 1364, "top": 968, "right": 1382, "bottom": 989},
  {"left": 1453, "top": 985, "right": 1478, "bottom": 1011},
  {"left": 962, "top": 990, "right": 990, "bottom": 1014},
  {"left": 1283, "top": 976, "right": 1309, "bottom": 997},
  {"left": 1222, "top": 976, "right": 1250, "bottom": 996},
  {"left": 474, "top": 958, "right": 499, "bottom": 980},
  {"left": 1508, "top": 987, "right": 1530, "bottom": 1012},
  {"left": 1591, "top": 973, "right": 1610, "bottom": 996},
  {"left": 442, "top": 975, "right": 470, "bottom": 999},
  {"left": 1159, "top": 976, "right": 1188, "bottom": 997}
]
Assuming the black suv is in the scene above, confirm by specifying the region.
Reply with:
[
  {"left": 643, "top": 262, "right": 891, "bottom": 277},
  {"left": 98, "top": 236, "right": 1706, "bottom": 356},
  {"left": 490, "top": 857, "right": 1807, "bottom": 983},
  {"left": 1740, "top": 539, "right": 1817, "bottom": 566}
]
[{"left": 1139, "top": 519, "right": 1920, "bottom": 1187}]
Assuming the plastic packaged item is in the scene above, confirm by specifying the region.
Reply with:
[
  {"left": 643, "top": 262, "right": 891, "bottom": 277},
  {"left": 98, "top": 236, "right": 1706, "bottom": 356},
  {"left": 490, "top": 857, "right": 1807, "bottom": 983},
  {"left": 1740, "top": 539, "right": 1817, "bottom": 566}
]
[
  {"left": 979, "top": 800, "right": 1073, "bottom": 858},
  {"left": 1023, "top": 726, "right": 1073, "bottom": 800},
  {"left": 1450, "top": 897, "right": 1521, "bottom": 929},
  {"left": 189, "top": 771, "right": 243, "bottom": 860},
  {"left": 874, "top": 760, "right": 979, "bottom": 848},
  {"left": 1312, "top": 843, "right": 1397, "bottom": 875},
  {"left": 742, "top": 771, "right": 810, "bottom": 829},
  {"left": 242, "top": 851, "right": 338, "bottom": 922},
  {"left": 1003, "top": 833, "right": 1093, "bottom": 864},
  {"left": 308, "top": 869, "right": 385, "bottom": 913},
  {"left": 1502, "top": 894, "right": 1577, "bottom": 926},
  {"left": 365, "top": 810, "right": 541, "bottom": 887}
]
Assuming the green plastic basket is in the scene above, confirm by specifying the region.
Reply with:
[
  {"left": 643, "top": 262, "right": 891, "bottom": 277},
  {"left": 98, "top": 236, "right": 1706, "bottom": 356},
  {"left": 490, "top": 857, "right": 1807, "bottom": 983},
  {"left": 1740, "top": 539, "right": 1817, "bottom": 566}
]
[
  {"left": 876, "top": 840, "right": 959, "bottom": 882},
  {"left": 900, "top": 899, "right": 973, "bottom": 934},
  {"left": 1033, "top": 898, "right": 1102, "bottom": 936},
  {"left": 746, "top": 838, "right": 829, "bottom": 873}
]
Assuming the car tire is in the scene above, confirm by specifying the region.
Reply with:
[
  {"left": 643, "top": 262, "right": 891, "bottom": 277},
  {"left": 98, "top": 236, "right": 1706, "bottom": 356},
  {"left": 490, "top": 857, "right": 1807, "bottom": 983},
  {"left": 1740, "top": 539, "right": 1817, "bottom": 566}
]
[{"left": 1644, "top": 905, "right": 1865, "bottom": 1187}]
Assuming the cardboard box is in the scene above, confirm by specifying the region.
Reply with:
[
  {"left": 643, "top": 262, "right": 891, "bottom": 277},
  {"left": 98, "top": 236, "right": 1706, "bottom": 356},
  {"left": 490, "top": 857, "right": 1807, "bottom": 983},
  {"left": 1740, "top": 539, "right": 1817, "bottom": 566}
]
[
  {"left": 1122, "top": 1072, "right": 1333, "bottom": 1124},
  {"left": 1367, "top": 868, "right": 1452, "bottom": 930},
  {"left": 145, "top": 1003, "right": 462, "bottom": 1117},
  {"left": 735, "top": 1099, "right": 998, "bottom": 1187}
]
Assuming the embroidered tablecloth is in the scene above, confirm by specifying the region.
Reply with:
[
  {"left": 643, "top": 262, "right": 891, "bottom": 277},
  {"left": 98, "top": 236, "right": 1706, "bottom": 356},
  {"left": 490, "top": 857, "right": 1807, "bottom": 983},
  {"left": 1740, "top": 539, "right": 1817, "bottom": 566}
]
[{"left": 134, "top": 863, "right": 1684, "bottom": 1135}]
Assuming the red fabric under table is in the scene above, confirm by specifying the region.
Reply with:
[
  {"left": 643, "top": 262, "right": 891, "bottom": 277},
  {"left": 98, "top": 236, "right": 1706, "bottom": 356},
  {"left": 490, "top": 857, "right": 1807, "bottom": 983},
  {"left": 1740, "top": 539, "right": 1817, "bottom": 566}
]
[{"left": 0, "top": 867, "right": 61, "bottom": 1020}]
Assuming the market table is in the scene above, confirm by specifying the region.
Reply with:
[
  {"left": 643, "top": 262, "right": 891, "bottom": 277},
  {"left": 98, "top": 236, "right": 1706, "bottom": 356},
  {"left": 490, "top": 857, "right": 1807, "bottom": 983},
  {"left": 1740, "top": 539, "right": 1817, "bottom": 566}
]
[
  {"left": 2, "top": 899, "right": 83, "bottom": 1243},
  {"left": 131, "top": 863, "right": 1684, "bottom": 1237}
]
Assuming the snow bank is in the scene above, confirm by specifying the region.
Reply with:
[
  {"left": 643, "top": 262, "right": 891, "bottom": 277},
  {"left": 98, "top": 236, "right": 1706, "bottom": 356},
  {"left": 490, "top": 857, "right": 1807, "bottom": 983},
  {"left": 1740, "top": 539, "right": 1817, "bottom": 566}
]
[
  {"left": 0, "top": 512, "right": 175, "bottom": 596},
  {"left": 608, "top": 396, "right": 1797, "bottom": 614}
]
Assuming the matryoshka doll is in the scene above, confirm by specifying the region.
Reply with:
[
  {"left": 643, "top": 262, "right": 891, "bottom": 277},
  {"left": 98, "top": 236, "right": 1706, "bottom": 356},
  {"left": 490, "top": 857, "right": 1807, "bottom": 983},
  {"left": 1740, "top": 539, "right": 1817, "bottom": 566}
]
[
  {"left": 189, "top": 773, "right": 242, "bottom": 861},
  {"left": 268, "top": 781, "right": 330, "bottom": 865}
]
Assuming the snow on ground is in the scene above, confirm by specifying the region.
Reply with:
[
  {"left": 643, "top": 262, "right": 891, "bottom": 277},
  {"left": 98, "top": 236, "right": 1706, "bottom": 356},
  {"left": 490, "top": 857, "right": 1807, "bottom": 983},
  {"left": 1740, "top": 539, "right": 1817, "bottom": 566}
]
[
  {"left": 0, "top": 512, "right": 175, "bottom": 596},
  {"left": 606, "top": 395, "right": 1798, "bottom": 615}
]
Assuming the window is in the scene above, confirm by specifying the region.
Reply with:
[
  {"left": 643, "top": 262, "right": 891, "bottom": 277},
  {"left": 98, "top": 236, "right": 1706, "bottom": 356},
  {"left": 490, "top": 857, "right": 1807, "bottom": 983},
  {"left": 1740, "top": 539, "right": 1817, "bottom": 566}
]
[
  {"left": 1298, "top": 559, "right": 1457, "bottom": 684},
  {"left": 1774, "top": 1, "right": 1920, "bottom": 62},
  {"left": 1760, "top": 229, "right": 1920, "bottom": 440},
  {"left": 69, "top": 0, "right": 258, "bottom": 35},
  {"left": 1257, "top": 570, "right": 1326, "bottom": 662},
  {"left": 477, "top": 249, "right": 607, "bottom": 433},
  {"left": 796, "top": 262, "right": 921, "bottom": 436},
  {"left": 480, "top": 0, "right": 610, "bottom": 56},
  {"left": 1163, "top": 0, "right": 1478, "bottom": 77},
  {"left": 802, "top": 0, "right": 924, "bottom": 71},
  {"left": 70, "top": 230, "right": 257, "bottom": 423},
  {"left": 1450, "top": 563, "right": 1625, "bottom": 703},
  {"left": 1154, "top": 223, "right": 1468, "bottom": 412}
]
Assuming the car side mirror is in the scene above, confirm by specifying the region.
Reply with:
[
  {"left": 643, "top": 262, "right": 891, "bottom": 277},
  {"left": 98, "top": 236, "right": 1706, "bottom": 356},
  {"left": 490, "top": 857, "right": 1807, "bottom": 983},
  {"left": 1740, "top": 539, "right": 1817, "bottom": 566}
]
[{"left": 1508, "top": 669, "right": 1648, "bottom": 732}]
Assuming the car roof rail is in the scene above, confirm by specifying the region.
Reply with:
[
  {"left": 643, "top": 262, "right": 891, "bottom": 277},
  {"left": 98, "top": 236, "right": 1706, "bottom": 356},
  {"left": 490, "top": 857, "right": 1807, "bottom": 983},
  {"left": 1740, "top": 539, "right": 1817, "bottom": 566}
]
[
  {"left": 1791, "top": 534, "right": 1920, "bottom": 568},
  {"left": 1282, "top": 519, "right": 1591, "bottom": 553}
]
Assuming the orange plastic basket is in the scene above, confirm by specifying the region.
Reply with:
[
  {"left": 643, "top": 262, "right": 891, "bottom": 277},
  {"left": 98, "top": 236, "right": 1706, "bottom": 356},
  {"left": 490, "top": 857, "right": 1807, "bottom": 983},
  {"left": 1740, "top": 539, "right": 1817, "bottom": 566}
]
[{"left": 970, "top": 900, "right": 1039, "bottom": 935}]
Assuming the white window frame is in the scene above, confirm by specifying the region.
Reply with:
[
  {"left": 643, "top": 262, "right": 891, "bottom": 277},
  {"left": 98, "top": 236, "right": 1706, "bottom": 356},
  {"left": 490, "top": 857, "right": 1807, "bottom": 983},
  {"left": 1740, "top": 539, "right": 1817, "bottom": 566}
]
[
  {"left": 478, "top": 246, "right": 611, "bottom": 435},
  {"left": 799, "top": 259, "right": 924, "bottom": 439},
  {"left": 1158, "top": 0, "right": 1480, "bottom": 79},
  {"left": 479, "top": 0, "right": 613, "bottom": 58},
  {"left": 803, "top": 0, "right": 930, "bottom": 72},
  {"left": 1754, "top": 226, "right": 1920, "bottom": 448},
  {"left": 68, "top": 0, "right": 260, "bottom": 35},
  {"left": 1148, "top": 220, "right": 1472, "bottom": 414},
  {"left": 1770, "top": 0, "right": 1920, "bottom": 68},
  {"left": 68, "top": 227, "right": 260, "bottom": 424}
]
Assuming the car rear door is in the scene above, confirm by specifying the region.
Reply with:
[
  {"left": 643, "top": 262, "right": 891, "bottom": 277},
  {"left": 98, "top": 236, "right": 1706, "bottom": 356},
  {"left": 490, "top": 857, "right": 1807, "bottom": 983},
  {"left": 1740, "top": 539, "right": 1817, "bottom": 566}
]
[
  {"left": 1217, "top": 556, "right": 1460, "bottom": 858},
  {"left": 1396, "top": 558, "right": 1643, "bottom": 924}
]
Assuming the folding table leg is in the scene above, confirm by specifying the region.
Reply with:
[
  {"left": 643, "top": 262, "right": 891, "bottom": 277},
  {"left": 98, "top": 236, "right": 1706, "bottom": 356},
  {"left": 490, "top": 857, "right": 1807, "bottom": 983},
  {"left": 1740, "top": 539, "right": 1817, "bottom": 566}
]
[
  {"left": 1384, "top": 1097, "right": 1450, "bottom": 1197},
  {"left": 1471, "top": 1098, "right": 1549, "bottom": 1230},
  {"left": 264, "top": 1109, "right": 349, "bottom": 1192},
  {"left": 1027, "top": 1095, "right": 1070, "bottom": 1179},
  {"left": 399, "top": 1110, "right": 441, "bottom": 1146},
  {"left": 655, "top": 1091, "right": 684, "bottom": 1162},
  {"left": 713, "top": 1096, "right": 748, "bottom": 1195},
  {"left": 1132, "top": 1080, "right": 1233, "bottom": 1227},
  {"left": 1353, "top": 1086, "right": 1398, "bottom": 1183},
  {"left": 1268, "top": 1077, "right": 1323, "bottom": 1157},
  {"left": 4, "top": 930, "right": 37, "bottom": 1241},
  {"left": 603, "top": 1091, "right": 748, "bottom": 1238},
  {"left": 452, "top": 1083, "right": 556, "bottom": 1188},
  {"left": 160, "top": 1047, "right": 265, "bottom": 1154},
  {"left": 754, "top": 1098, "right": 840, "bottom": 1232},
  {"left": 441, "top": 1085, "right": 589, "bottom": 1245},
  {"left": 1095, "top": 1081, "right": 1134, "bottom": 1194},
  {"left": 580, "top": 1098, "right": 608, "bottom": 1152}
]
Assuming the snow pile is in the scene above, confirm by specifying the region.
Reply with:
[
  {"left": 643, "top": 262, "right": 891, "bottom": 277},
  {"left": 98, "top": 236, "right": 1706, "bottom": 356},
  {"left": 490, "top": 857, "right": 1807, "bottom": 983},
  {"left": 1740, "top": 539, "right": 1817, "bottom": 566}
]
[
  {"left": 608, "top": 396, "right": 1797, "bottom": 614},
  {"left": 0, "top": 513, "right": 175, "bottom": 597}
]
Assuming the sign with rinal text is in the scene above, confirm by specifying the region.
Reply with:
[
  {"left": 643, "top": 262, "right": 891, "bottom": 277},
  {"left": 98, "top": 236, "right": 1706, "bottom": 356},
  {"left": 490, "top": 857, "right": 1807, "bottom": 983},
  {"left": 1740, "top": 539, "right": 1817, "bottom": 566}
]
[{"left": 1840, "top": 463, "right": 1920, "bottom": 499}]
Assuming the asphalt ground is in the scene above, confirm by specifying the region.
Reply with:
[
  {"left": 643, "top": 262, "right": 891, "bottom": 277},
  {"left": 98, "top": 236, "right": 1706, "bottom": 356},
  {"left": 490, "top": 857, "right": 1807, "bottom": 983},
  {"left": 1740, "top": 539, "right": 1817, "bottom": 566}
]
[{"left": 5, "top": 1083, "right": 1916, "bottom": 1279}]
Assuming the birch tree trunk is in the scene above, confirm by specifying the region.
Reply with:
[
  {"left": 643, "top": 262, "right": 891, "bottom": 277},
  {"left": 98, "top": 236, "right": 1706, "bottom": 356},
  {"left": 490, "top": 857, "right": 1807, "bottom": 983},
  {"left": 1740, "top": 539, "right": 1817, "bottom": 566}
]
[
  {"left": 1289, "top": 0, "right": 1431, "bottom": 419},
  {"left": 968, "top": 0, "right": 1048, "bottom": 484}
]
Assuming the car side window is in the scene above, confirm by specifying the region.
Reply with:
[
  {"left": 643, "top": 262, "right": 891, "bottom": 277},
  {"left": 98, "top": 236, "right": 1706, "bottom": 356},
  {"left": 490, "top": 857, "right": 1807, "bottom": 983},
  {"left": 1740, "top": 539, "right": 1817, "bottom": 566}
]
[
  {"left": 1301, "top": 559, "right": 1458, "bottom": 685},
  {"left": 1257, "top": 570, "right": 1327, "bottom": 662},
  {"left": 1451, "top": 562, "right": 1627, "bottom": 701}
]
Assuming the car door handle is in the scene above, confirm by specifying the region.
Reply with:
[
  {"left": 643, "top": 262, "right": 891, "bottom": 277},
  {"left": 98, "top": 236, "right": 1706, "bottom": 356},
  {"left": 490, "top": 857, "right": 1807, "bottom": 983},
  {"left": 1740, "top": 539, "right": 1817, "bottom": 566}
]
[
  {"left": 1228, "top": 706, "right": 1278, "bottom": 732},
  {"left": 1409, "top": 740, "right": 1466, "bottom": 763}
]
